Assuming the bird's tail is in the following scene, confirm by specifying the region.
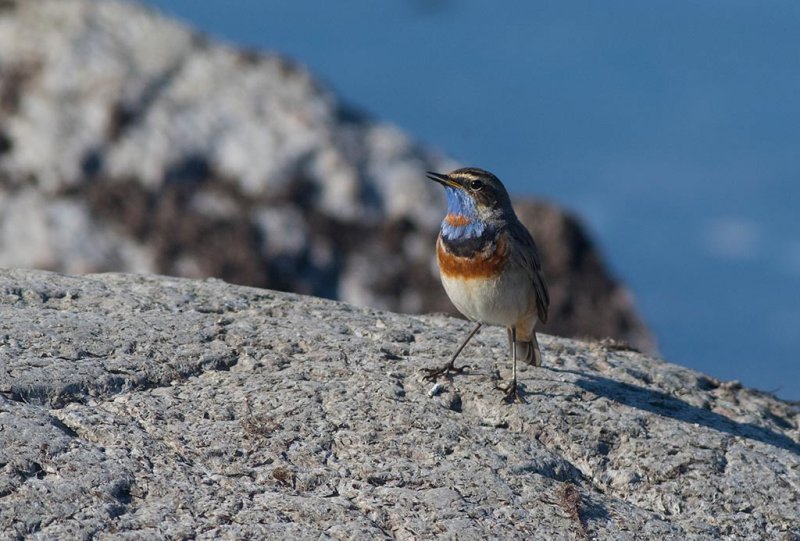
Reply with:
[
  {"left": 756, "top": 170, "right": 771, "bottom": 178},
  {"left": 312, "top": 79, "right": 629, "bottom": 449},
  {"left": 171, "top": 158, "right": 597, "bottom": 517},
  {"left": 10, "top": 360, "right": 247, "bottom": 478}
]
[{"left": 508, "top": 330, "right": 543, "bottom": 367}]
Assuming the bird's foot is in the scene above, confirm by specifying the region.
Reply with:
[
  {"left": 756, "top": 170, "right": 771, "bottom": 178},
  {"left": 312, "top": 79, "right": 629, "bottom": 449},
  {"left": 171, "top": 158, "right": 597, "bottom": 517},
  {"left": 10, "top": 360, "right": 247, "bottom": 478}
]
[
  {"left": 496, "top": 380, "right": 526, "bottom": 404},
  {"left": 422, "top": 362, "right": 469, "bottom": 382}
]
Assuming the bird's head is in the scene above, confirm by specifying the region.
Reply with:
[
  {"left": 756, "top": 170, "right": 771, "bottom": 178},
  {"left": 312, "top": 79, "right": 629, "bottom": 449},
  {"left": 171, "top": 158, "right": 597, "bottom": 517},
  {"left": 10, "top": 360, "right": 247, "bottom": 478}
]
[{"left": 427, "top": 168, "right": 514, "bottom": 239}]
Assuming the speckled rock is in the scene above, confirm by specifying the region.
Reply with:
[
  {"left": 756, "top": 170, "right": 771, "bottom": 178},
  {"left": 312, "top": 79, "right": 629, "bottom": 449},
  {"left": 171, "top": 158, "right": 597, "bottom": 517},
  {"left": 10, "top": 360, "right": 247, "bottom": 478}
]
[
  {"left": 0, "top": 270, "right": 797, "bottom": 540},
  {"left": 0, "top": 0, "right": 653, "bottom": 352}
]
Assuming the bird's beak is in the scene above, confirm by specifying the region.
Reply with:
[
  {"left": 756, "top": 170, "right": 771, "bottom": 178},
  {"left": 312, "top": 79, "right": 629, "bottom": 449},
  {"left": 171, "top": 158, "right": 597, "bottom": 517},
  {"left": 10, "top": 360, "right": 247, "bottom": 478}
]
[{"left": 426, "top": 171, "right": 462, "bottom": 190}]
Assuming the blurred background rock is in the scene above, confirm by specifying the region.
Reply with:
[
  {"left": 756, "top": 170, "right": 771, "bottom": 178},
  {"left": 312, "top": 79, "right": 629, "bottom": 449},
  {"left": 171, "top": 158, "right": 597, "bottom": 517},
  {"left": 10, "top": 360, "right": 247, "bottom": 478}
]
[{"left": 0, "top": 0, "right": 654, "bottom": 352}]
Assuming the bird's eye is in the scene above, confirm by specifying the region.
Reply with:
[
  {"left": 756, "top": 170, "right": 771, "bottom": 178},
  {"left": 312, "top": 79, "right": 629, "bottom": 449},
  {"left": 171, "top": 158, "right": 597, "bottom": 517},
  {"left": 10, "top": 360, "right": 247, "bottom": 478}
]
[{"left": 469, "top": 180, "right": 484, "bottom": 190}]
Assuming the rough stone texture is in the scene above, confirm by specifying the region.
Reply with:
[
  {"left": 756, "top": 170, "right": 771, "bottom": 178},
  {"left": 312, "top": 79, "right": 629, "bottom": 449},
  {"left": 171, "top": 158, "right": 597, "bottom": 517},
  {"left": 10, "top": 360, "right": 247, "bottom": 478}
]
[
  {"left": 0, "top": 0, "right": 654, "bottom": 352},
  {"left": 0, "top": 270, "right": 797, "bottom": 540}
]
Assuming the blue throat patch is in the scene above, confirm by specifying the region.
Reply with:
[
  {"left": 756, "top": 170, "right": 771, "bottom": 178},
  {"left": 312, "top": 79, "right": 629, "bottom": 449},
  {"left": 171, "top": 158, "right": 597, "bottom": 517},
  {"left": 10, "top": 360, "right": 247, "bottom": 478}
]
[{"left": 441, "top": 187, "right": 487, "bottom": 240}]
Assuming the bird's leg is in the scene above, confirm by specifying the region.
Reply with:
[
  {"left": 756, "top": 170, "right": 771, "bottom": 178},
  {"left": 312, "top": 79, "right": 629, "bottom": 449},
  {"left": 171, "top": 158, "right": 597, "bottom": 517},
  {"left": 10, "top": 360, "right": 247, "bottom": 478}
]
[
  {"left": 422, "top": 322, "right": 482, "bottom": 381},
  {"left": 497, "top": 326, "right": 525, "bottom": 403}
]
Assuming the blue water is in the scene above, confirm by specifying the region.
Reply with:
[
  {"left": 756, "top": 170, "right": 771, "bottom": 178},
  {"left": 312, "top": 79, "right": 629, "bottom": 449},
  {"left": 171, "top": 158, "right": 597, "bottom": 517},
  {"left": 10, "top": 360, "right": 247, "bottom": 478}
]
[{"left": 143, "top": 0, "right": 800, "bottom": 399}]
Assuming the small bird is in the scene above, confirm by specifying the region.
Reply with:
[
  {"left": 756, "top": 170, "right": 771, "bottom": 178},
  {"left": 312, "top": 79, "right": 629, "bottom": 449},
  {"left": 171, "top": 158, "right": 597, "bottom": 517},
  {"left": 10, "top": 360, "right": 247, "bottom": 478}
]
[{"left": 423, "top": 167, "right": 550, "bottom": 402}]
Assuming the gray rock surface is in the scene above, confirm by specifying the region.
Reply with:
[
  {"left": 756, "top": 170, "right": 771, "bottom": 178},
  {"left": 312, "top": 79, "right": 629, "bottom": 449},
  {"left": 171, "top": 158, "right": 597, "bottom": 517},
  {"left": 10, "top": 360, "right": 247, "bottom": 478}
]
[
  {"left": 1, "top": 269, "right": 797, "bottom": 540},
  {"left": 0, "top": 0, "right": 653, "bottom": 352}
]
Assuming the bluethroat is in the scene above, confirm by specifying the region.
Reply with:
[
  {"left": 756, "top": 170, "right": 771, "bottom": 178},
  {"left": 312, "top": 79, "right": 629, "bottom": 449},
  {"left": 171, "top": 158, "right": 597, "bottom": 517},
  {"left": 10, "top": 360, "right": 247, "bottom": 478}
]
[{"left": 423, "top": 168, "right": 550, "bottom": 402}]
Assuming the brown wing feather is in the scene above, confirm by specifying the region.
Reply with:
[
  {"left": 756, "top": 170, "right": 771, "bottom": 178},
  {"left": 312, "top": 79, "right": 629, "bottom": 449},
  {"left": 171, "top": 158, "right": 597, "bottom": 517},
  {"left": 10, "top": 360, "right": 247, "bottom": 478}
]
[{"left": 506, "top": 219, "right": 550, "bottom": 324}]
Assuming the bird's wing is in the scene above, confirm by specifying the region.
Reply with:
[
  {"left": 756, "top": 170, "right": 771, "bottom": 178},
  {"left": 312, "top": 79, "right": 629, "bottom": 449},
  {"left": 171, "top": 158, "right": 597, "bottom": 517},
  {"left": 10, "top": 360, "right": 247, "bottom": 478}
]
[{"left": 506, "top": 220, "right": 550, "bottom": 324}]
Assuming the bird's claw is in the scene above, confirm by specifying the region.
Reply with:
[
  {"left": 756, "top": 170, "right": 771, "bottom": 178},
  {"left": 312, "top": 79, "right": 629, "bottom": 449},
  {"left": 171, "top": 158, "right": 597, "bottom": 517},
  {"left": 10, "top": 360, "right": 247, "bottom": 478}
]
[
  {"left": 496, "top": 381, "right": 526, "bottom": 404},
  {"left": 422, "top": 363, "right": 469, "bottom": 382}
]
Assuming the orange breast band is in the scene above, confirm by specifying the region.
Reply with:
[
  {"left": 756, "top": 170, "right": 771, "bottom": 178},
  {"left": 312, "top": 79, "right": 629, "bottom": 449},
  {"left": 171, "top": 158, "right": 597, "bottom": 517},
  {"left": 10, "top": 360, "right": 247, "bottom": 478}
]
[{"left": 437, "top": 233, "right": 510, "bottom": 279}]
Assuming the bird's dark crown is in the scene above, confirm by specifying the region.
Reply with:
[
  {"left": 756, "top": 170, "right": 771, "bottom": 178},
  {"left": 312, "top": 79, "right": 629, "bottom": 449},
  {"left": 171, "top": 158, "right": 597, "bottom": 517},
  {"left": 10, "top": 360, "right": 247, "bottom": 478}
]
[{"left": 427, "top": 167, "right": 514, "bottom": 213}]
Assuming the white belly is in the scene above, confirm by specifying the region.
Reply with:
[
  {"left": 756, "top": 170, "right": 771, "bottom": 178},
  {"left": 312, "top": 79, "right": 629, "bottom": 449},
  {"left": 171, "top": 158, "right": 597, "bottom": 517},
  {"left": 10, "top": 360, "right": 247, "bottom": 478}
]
[{"left": 440, "top": 266, "right": 533, "bottom": 327}]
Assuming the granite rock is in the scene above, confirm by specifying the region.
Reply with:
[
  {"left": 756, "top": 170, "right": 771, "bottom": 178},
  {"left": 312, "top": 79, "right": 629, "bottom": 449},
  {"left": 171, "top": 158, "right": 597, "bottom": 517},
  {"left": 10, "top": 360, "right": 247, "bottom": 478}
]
[
  {"left": 0, "top": 270, "right": 797, "bottom": 539},
  {"left": 0, "top": 0, "right": 654, "bottom": 352}
]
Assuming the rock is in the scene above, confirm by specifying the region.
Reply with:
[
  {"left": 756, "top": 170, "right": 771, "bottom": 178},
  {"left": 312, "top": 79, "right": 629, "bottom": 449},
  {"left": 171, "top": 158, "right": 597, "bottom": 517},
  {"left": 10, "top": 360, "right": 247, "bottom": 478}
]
[
  {"left": 0, "top": 269, "right": 797, "bottom": 539},
  {"left": 0, "top": 0, "right": 654, "bottom": 350}
]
